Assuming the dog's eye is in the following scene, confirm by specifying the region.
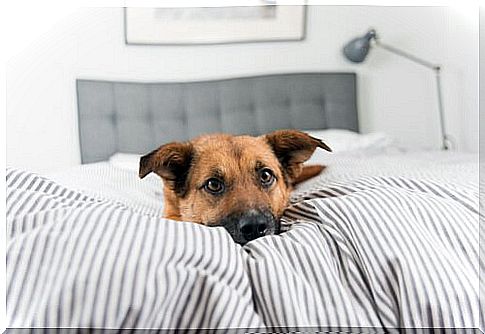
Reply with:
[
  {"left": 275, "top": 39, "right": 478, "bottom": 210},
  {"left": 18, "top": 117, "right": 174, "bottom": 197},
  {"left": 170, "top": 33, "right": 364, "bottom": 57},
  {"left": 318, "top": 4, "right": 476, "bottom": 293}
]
[
  {"left": 204, "top": 178, "right": 225, "bottom": 194},
  {"left": 259, "top": 168, "right": 275, "bottom": 187}
]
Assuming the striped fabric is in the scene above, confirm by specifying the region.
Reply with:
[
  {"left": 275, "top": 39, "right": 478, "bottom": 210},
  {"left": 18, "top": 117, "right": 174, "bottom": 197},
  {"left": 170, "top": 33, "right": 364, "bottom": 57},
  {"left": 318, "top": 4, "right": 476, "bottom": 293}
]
[{"left": 6, "top": 152, "right": 482, "bottom": 332}]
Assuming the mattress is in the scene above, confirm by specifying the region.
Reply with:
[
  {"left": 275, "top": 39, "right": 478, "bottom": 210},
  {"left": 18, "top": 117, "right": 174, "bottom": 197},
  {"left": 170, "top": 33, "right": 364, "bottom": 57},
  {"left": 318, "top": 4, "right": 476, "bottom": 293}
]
[{"left": 6, "top": 149, "right": 482, "bottom": 332}]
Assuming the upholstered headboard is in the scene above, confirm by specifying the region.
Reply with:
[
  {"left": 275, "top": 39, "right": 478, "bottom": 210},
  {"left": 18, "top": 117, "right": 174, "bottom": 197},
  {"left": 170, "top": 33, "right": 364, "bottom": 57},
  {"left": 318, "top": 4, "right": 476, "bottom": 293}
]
[{"left": 76, "top": 72, "right": 358, "bottom": 163}]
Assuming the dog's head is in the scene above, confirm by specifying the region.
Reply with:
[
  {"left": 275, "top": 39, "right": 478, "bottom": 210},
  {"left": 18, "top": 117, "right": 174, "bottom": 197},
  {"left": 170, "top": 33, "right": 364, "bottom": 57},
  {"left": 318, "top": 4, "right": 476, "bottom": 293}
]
[{"left": 139, "top": 130, "right": 331, "bottom": 245}]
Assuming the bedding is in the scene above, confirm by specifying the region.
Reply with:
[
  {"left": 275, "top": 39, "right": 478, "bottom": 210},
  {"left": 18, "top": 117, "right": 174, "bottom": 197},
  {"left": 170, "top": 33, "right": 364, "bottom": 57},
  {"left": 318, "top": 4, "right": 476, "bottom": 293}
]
[
  {"left": 304, "top": 129, "right": 399, "bottom": 154},
  {"left": 6, "top": 150, "right": 482, "bottom": 332}
]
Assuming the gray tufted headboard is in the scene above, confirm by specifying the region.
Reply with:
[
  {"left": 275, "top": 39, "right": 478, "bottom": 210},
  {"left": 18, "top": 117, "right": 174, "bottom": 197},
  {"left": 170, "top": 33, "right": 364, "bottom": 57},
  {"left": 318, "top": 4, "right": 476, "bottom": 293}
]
[{"left": 76, "top": 72, "right": 358, "bottom": 163}]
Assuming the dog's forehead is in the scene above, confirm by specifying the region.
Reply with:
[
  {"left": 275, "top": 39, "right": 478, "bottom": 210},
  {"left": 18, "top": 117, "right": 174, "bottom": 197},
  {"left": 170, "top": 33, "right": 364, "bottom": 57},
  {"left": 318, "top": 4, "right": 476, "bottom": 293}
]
[{"left": 192, "top": 134, "right": 278, "bottom": 169}]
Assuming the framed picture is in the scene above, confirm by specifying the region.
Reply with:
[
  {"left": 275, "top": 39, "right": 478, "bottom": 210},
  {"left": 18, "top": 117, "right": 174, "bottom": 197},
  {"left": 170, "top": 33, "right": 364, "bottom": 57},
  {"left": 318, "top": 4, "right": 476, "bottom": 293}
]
[{"left": 124, "top": 4, "right": 307, "bottom": 45}]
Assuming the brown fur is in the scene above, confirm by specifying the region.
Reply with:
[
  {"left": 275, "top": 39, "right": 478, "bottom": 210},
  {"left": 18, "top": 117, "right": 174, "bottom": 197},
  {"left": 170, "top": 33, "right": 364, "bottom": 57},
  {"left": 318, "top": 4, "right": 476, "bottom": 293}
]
[
  {"left": 292, "top": 165, "right": 326, "bottom": 185},
  {"left": 139, "top": 130, "right": 331, "bottom": 226}
]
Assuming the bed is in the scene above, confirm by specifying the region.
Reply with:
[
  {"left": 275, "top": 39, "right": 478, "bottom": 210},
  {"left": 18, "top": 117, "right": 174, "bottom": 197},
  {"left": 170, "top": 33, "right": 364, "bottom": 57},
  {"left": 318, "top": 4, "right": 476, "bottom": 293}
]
[{"left": 6, "top": 73, "right": 482, "bottom": 332}]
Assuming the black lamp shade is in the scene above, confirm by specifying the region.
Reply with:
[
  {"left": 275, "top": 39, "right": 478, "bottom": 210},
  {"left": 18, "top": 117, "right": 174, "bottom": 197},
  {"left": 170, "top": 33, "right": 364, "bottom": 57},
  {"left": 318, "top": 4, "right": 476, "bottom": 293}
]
[{"left": 343, "top": 29, "right": 377, "bottom": 63}]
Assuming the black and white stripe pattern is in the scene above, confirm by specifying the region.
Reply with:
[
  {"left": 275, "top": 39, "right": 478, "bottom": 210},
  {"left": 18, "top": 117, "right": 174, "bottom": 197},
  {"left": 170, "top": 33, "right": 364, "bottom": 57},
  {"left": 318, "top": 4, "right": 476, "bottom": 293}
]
[{"left": 6, "top": 161, "right": 482, "bottom": 331}]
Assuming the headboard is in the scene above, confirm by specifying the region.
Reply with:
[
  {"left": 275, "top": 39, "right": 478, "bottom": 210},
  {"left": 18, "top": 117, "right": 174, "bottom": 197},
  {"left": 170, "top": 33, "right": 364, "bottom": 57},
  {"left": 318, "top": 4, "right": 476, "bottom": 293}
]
[{"left": 76, "top": 72, "right": 358, "bottom": 163}]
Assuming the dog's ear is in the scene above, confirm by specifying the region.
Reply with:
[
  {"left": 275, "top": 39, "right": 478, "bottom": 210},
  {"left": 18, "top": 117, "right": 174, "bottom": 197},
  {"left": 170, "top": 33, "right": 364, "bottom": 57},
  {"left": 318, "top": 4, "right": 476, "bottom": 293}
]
[
  {"left": 264, "top": 129, "right": 331, "bottom": 182},
  {"left": 139, "top": 142, "right": 193, "bottom": 193}
]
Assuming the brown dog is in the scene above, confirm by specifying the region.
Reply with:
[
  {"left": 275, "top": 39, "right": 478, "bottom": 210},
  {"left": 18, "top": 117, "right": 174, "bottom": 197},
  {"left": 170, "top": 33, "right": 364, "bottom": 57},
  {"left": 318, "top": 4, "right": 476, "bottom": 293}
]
[{"left": 139, "top": 129, "right": 331, "bottom": 245}]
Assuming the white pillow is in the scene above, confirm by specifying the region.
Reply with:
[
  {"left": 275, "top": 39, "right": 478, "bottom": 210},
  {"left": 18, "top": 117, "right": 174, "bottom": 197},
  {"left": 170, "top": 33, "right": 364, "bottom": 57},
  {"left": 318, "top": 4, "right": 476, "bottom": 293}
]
[
  {"left": 109, "top": 153, "right": 142, "bottom": 172},
  {"left": 304, "top": 129, "right": 396, "bottom": 153},
  {"left": 108, "top": 130, "right": 395, "bottom": 171}
]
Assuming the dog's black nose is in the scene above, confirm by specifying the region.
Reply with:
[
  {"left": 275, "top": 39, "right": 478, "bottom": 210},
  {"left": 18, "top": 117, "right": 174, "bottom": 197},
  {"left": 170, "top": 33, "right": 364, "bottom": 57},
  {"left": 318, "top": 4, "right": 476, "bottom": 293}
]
[
  {"left": 219, "top": 209, "right": 277, "bottom": 245},
  {"left": 239, "top": 213, "right": 268, "bottom": 241}
]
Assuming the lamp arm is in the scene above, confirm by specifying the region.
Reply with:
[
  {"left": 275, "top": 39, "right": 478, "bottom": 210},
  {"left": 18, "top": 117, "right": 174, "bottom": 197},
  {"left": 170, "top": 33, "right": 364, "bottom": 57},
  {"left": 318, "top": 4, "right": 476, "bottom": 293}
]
[
  {"left": 374, "top": 39, "right": 452, "bottom": 150},
  {"left": 374, "top": 40, "right": 440, "bottom": 70},
  {"left": 435, "top": 70, "right": 452, "bottom": 150}
]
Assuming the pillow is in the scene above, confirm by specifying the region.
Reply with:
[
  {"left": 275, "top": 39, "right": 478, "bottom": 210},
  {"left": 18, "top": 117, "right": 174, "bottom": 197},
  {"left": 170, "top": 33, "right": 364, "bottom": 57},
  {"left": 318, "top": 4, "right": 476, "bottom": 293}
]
[
  {"left": 304, "top": 129, "right": 396, "bottom": 153},
  {"left": 108, "top": 130, "right": 396, "bottom": 171},
  {"left": 109, "top": 153, "right": 142, "bottom": 171}
]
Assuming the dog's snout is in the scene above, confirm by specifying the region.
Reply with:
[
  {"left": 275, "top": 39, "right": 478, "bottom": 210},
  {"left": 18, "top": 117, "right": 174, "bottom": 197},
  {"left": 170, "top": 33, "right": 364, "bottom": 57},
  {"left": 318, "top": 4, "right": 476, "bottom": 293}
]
[
  {"left": 220, "top": 209, "right": 278, "bottom": 245},
  {"left": 239, "top": 214, "right": 268, "bottom": 241}
]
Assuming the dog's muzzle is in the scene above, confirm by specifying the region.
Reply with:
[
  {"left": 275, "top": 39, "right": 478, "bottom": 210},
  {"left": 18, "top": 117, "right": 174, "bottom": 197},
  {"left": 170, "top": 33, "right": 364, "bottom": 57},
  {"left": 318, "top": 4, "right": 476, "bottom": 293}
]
[{"left": 219, "top": 209, "right": 280, "bottom": 245}]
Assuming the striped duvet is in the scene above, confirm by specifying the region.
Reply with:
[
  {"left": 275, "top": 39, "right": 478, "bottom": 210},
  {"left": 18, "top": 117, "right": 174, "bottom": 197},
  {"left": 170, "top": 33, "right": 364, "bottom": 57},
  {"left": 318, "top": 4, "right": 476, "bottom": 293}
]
[{"left": 6, "top": 151, "right": 483, "bottom": 332}]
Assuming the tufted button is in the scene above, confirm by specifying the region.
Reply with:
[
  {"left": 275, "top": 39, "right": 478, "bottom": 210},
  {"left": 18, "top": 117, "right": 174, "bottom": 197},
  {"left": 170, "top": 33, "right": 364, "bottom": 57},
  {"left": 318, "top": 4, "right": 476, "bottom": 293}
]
[{"left": 110, "top": 112, "right": 117, "bottom": 124}]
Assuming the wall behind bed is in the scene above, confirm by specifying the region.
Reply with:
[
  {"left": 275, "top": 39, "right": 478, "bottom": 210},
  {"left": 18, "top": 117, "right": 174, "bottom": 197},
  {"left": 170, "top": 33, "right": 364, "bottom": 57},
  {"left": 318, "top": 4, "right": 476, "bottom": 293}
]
[{"left": 6, "top": 6, "right": 478, "bottom": 172}]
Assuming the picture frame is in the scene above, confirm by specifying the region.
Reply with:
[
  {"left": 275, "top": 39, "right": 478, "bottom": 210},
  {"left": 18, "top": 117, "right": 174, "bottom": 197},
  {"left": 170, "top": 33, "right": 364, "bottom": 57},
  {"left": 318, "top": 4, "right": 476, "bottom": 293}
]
[{"left": 124, "top": 5, "right": 307, "bottom": 45}]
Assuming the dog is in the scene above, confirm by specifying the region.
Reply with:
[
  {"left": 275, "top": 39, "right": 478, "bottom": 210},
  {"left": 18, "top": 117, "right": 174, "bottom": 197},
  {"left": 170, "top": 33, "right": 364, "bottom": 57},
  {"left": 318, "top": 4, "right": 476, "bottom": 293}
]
[{"left": 139, "top": 129, "right": 331, "bottom": 245}]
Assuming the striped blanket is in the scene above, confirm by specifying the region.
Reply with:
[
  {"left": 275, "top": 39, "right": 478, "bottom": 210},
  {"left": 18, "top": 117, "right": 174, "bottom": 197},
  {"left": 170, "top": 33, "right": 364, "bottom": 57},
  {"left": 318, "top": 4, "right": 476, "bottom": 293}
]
[{"left": 6, "top": 152, "right": 483, "bottom": 332}]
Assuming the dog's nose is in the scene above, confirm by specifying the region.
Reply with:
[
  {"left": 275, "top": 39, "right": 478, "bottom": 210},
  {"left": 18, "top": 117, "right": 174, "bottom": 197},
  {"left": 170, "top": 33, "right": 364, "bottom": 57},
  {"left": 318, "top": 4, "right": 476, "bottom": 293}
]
[
  {"left": 239, "top": 211, "right": 268, "bottom": 241},
  {"left": 219, "top": 209, "right": 277, "bottom": 245}
]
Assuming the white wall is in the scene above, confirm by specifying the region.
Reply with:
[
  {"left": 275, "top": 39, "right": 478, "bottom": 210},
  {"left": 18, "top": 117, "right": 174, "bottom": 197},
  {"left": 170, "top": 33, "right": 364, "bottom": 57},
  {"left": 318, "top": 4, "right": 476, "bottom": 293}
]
[{"left": 6, "top": 6, "right": 479, "bottom": 173}]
